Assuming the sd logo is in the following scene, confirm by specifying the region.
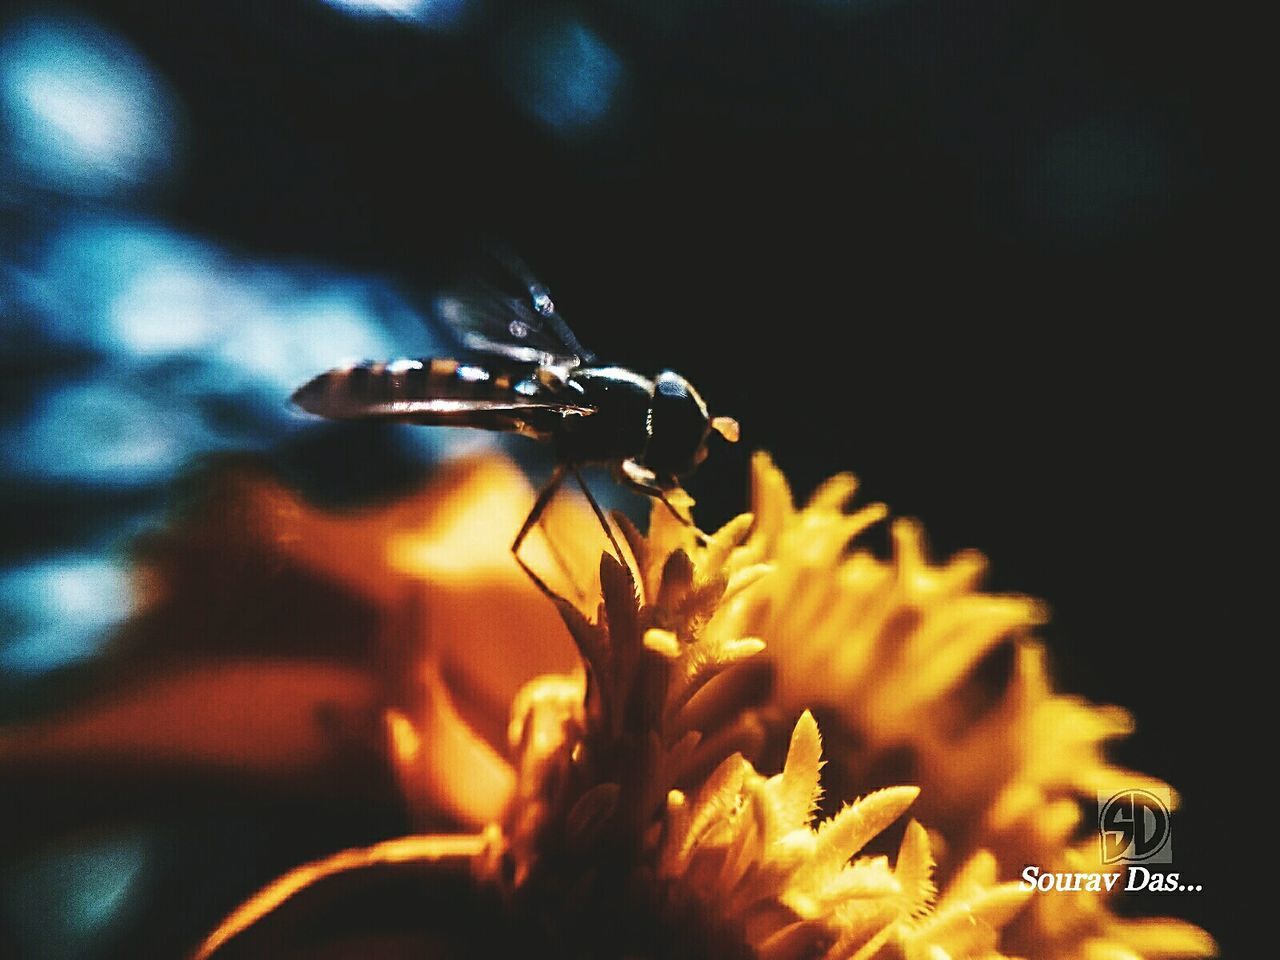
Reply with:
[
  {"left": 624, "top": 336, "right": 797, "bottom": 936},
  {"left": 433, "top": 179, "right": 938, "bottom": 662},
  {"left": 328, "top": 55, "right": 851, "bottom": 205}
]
[{"left": 1098, "top": 788, "right": 1173, "bottom": 864}]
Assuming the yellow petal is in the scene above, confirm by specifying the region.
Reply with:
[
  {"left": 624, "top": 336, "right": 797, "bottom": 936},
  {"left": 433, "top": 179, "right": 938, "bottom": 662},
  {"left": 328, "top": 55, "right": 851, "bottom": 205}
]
[
  {"left": 195, "top": 832, "right": 491, "bottom": 959},
  {"left": 767, "top": 709, "right": 825, "bottom": 833}
]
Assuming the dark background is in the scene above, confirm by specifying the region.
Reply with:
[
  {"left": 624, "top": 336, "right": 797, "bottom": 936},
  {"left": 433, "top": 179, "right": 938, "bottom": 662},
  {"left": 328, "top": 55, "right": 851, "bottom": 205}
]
[{"left": 1, "top": 0, "right": 1241, "bottom": 955}]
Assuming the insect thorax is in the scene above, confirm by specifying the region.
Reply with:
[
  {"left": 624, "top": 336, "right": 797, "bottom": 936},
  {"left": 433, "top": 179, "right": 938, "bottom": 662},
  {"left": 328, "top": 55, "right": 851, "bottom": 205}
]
[
  {"left": 556, "top": 367, "right": 655, "bottom": 464},
  {"left": 557, "top": 368, "right": 711, "bottom": 482}
]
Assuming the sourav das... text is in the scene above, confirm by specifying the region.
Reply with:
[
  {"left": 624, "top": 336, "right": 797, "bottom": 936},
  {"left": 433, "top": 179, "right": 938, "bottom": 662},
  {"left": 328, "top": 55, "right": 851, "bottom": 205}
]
[{"left": 1020, "top": 866, "right": 1203, "bottom": 893}]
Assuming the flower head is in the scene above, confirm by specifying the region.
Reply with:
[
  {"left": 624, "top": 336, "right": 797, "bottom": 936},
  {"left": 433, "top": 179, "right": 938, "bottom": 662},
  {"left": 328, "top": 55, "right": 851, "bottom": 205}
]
[
  {"left": 637, "top": 452, "right": 1215, "bottom": 960},
  {"left": 71, "top": 450, "right": 1208, "bottom": 959},
  {"left": 463, "top": 507, "right": 1032, "bottom": 960}
]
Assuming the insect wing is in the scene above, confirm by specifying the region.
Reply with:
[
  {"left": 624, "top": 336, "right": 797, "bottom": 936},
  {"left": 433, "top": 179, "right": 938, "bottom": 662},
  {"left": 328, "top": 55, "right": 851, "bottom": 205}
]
[{"left": 433, "top": 251, "right": 595, "bottom": 369}]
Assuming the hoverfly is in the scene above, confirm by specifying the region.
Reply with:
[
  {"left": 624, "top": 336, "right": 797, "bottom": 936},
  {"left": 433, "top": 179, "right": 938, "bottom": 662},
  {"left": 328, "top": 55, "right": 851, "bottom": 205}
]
[{"left": 291, "top": 252, "right": 739, "bottom": 602}]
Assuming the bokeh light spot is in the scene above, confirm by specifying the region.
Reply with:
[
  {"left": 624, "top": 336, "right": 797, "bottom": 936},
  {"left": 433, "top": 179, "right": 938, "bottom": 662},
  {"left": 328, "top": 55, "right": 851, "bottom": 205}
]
[
  {"left": 34, "top": 219, "right": 221, "bottom": 355},
  {"left": 109, "top": 259, "right": 231, "bottom": 357},
  {"left": 0, "top": 15, "right": 181, "bottom": 197},
  {"left": 2, "top": 379, "right": 214, "bottom": 489},
  {"left": 215, "top": 284, "right": 399, "bottom": 396},
  {"left": 501, "top": 16, "right": 624, "bottom": 137},
  {"left": 0, "top": 555, "right": 136, "bottom": 675},
  {"left": 1, "top": 829, "right": 150, "bottom": 959},
  {"left": 318, "top": 0, "right": 470, "bottom": 29}
]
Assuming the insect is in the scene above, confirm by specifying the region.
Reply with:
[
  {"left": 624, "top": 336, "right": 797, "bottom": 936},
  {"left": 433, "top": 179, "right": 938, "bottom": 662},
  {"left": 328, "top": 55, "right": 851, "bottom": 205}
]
[{"left": 291, "top": 252, "right": 739, "bottom": 602}]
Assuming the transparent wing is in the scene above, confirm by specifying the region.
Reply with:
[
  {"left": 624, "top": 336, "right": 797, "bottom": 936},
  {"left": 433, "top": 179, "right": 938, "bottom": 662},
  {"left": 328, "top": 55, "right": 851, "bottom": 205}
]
[{"left": 432, "top": 248, "right": 595, "bottom": 369}]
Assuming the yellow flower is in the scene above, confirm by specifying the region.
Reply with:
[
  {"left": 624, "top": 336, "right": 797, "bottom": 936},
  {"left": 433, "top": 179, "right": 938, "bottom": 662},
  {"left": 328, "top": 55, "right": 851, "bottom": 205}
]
[
  {"left": 197, "top": 456, "right": 1032, "bottom": 959},
  {"left": 638, "top": 452, "right": 1215, "bottom": 960},
  {"left": 32, "top": 450, "right": 1206, "bottom": 958},
  {"left": 480, "top": 540, "right": 951, "bottom": 958}
]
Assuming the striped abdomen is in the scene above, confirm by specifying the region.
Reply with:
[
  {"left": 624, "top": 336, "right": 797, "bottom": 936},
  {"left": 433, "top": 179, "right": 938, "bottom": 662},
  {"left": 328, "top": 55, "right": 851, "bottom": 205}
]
[{"left": 292, "top": 358, "right": 535, "bottom": 421}]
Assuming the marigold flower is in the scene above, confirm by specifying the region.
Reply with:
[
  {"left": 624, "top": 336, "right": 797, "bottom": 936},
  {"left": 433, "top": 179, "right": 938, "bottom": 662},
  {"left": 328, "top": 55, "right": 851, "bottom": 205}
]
[
  {"left": 471, "top": 541, "right": 973, "bottom": 959},
  {"left": 9, "top": 451, "right": 1209, "bottom": 958},
  {"left": 197, "top": 455, "right": 1039, "bottom": 959},
  {"left": 636, "top": 452, "right": 1216, "bottom": 960}
]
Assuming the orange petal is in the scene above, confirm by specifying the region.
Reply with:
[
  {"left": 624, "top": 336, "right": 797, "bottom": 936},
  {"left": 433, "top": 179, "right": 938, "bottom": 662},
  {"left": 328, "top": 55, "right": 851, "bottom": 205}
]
[{"left": 0, "top": 659, "right": 379, "bottom": 782}]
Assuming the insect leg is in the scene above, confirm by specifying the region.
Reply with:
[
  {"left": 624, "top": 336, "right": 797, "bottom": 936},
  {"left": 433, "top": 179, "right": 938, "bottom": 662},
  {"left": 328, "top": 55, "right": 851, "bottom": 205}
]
[
  {"left": 570, "top": 465, "right": 627, "bottom": 566},
  {"left": 618, "top": 459, "right": 708, "bottom": 546},
  {"left": 537, "top": 508, "right": 588, "bottom": 608},
  {"left": 512, "top": 464, "right": 571, "bottom": 606}
]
